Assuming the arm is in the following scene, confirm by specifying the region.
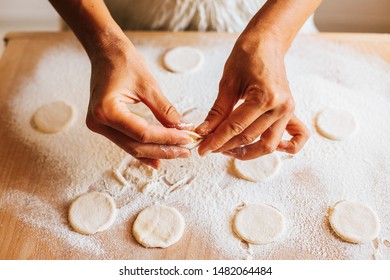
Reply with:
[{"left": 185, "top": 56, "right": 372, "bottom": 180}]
[
  {"left": 49, "top": 0, "right": 191, "bottom": 169},
  {"left": 197, "top": 0, "right": 321, "bottom": 159}
]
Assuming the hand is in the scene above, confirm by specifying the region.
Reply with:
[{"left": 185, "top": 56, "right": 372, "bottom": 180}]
[
  {"left": 86, "top": 39, "right": 191, "bottom": 169},
  {"left": 196, "top": 33, "right": 309, "bottom": 160}
]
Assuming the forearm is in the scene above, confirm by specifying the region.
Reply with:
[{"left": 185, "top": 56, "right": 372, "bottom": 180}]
[
  {"left": 49, "top": 0, "right": 130, "bottom": 59},
  {"left": 243, "top": 0, "right": 322, "bottom": 53}
]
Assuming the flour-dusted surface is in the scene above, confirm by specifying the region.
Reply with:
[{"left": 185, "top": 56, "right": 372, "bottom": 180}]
[{"left": 0, "top": 33, "right": 389, "bottom": 259}]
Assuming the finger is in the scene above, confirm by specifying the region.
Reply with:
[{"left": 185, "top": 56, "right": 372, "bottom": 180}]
[
  {"left": 277, "top": 115, "right": 310, "bottom": 154},
  {"left": 222, "top": 117, "right": 289, "bottom": 160},
  {"left": 140, "top": 88, "right": 191, "bottom": 129},
  {"left": 214, "top": 111, "right": 276, "bottom": 153},
  {"left": 196, "top": 90, "right": 237, "bottom": 136},
  {"left": 198, "top": 97, "right": 272, "bottom": 156},
  {"left": 136, "top": 158, "right": 161, "bottom": 170},
  {"left": 94, "top": 124, "right": 191, "bottom": 159},
  {"left": 96, "top": 100, "right": 191, "bottom": 145}
]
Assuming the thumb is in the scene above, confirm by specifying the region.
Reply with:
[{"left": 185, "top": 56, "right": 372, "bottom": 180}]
[{"left": 196, "top": 91, "right": 236, "bottom": 136}]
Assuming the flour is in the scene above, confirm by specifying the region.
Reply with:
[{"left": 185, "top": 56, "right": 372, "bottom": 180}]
[{"left": 1, "top": 35, "right": 390, "bottom": 259}]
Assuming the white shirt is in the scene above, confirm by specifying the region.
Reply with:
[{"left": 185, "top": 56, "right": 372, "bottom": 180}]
[{"left": 105, "top": 0, "right": 317, "bottom": 33}]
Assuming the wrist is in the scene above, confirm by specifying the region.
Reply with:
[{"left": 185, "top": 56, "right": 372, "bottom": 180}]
[
  {"left": 237, "top": 26, "right": 287, "bottom": 58},
  {"left": 241, "top": 9, "right": 295, "bottom": 54},
  {"left": 86, "top": 28, "right": 133, "bottom": 62}
]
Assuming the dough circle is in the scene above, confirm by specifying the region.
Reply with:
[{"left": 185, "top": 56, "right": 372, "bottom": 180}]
[
  {"left": 132, "top": 205, "right": 185, "bottom": 248},
  {"left": 234, "top": 153, "right": 281, "bottom": 182},
  {"left": 329, "top": 200, "right": 380, "bottom": 243},
  {"left": 163, "top": 46, "right": 203, "bottom": 73},
  {"left": 32, "top": 101, "right": 75, "bottom": 134},
  {"left": 316, "top": 108, "right": 357, "bottom": 140},
  {"left": 233, "top": 204, "right": 285, "bottom": 244},
  {"left": 180, "top": 130, "right": 204, "bottom": 150},
  {"left": 68, "top": 192, "right": 117, "bottom": 235}
]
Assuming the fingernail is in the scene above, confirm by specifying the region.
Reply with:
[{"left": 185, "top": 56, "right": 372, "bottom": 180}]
[
  {"left": 276, "top": 147, "right": 286, "bottom": 152},
  {"left": 149, "top": 162, "right": 160, "bottom": 170},
  {"left": 276, "top": 141, "right": 287, "bottom": 152},
  {"left": 197, "top": 121, "right": 210, "bottom": 135}
]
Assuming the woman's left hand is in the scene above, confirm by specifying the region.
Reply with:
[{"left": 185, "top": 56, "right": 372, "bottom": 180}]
[{"left": 196, "top": 32, "right": 309, "bottom": 160}]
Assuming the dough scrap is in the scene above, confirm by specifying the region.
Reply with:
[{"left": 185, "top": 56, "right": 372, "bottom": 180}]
[
  {"left": 233, "top": 153, "right": 281, "bottom": 182},
  {"left": 32, "top": 101, "right": 75, "bottom": 134},
  {"left": 180, "top": 130, "right": 204, "bottom": 150},
  {"left": 68, "top": 192, "right": 117, "bottom": 235},
  {"left": 329, "top": 200, "right": 380, "bottom": 243},
  {"left": 233, "top": 204, "right": 285, "bottom": 245},
  {"left": 163, "top": 46, "right": 203, "bottom": 73},
  {"left": 316, "top": 108, "right": 357, "bottom": 140},
  {"left": 132, "top": 205, "right": 185, "bottom": 248}
]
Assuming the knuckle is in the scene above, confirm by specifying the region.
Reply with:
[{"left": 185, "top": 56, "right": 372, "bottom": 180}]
[
  {"left": 265, "top": 94, "right": 277, "bottom": 108},
  {"left": 227, "top": 121, "right": 245, "bottom": 135},
  {"left": 208, "top": 103, "right": 227, "bottom": 119},
  {"left": 281, "top": 98, "right": 295, "bottom": 114},
  {"left": 245, "top": 86, "right": 265, "bottom": 104},
  {"left": 136, "top": 130, "right": 150, "bottom": 144},
  {"left": 240, "top": 133, "right": 256, "bottom": 145},
  {"left": 289, "top": 146, "right": 299, "bottom": 154},
  {"left": 128, "top": 146, "right": 142, "bottom": 158},
  {"left": 218, "top": 77, "right": 232, "bottom": 90},
  {"left": 159, "top": 145, "right": 171, "bottom": 159},
  {"left": 161, "top": 103, "right": 177, "bottom": 117},
  {"left": 262, "top": 142, "right": 277, "bottom": 155}
]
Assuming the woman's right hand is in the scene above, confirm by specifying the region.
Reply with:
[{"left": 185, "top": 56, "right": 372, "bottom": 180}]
[{"left": 86, "top": 38, "right": 191, "bottom": 169}]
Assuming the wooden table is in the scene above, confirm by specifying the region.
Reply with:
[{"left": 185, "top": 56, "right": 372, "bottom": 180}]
[{"left": 0, "top": 32, "right": 389, "bottom": 260}]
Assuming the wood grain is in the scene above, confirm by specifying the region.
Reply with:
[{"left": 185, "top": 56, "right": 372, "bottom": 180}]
[{"left": 0, "top": 32, "right": 389, "bottom": 260}]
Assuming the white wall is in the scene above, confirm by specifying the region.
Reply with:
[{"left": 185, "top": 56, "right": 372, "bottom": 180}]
[
  {"left": 315, "top": 0, "right": 390, "bottom": 33},
  {"left": 0, "top": 0, "right": 390, "bottom": 33},
  {"left": 0, "top": 0, "right": 58, "bottom": 21}
]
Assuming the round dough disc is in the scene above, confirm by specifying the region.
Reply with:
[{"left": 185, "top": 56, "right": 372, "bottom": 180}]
[
  {"left": 316, "top": 108, "right": 357, "bottom": 140},
  {"left": 233, "top": 204, "right": 285, "bottom": 245},
  {"left": 32, "top": 101, "right": 75, "bottom": 134},
  {"left": 233, "top": 153, "right": 281, "bottom": 182},
  {"left": 68, "top": 192, "right": 117, "bottom": 235},
  {"left": 329, "top": 200, "right": 380, "bottom": 243},
  {"left": 132, "top": 205, "right": 185, "bottom": 248},
  {"left": 163, "top": 47, "right": 203, "bottom": 73},
  {"left": 180, "top": 130, "right": 204, "bottom": 150}
]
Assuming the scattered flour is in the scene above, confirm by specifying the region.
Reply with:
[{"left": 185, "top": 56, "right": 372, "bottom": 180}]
[{"left": 1, "top": 35, "right": 390, "bottom": 259}]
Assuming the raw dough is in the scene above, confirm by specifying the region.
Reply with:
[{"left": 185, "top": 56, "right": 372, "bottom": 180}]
[
  {"left": 32, "top": 101, "right": 75, "bottom": 134},
  {"left": 233, "top": 204, "right": 285, "bottom": 244},
  {"left": 68, "top": 192, "right": 117, "bottom": 235},
  {"left": 163, "top": 47, "right": 203, "bottom": 73},
  {"left": 316, "top": 108, "right": 357, "bottom": 140},
  {"left": 329, "top": 200, "right": 380, "bottom": 243},
  {"left": 180, "top": 130, "right": 204, "bottom": 150},
  {"left": 132, "top": 205, "right": 185, "bottom": 248},
  {"left": 233, "top": 153, "right": 281, "bottom": 182}
]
